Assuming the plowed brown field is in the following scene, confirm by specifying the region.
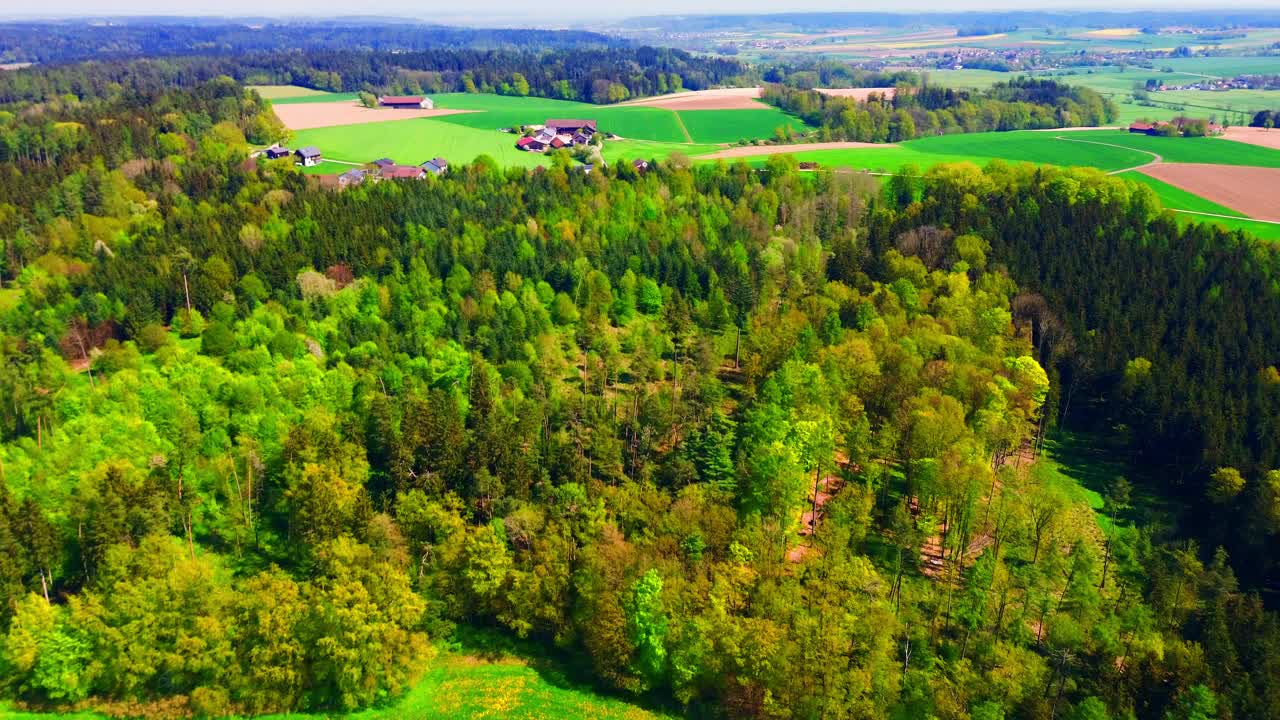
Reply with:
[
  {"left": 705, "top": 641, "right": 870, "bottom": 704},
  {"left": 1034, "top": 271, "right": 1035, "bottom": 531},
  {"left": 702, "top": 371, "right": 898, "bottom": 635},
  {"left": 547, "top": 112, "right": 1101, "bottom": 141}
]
[
  {"left": 1138, "top": 163, "right": 1280, "bottom": 221},
  {"left": 273, "top": 101, "right": 478, "bottom": 130},
  {"left": 1220, "top": 127, "right": 1280, "bottom": 151}
]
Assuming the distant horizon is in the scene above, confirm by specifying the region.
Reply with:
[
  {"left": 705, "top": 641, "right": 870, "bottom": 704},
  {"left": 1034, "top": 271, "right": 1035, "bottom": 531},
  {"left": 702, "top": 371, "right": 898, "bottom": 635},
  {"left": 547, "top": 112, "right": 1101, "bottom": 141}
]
[{"left": 3, "top": 5, "right": 1278, "bottom": 25}]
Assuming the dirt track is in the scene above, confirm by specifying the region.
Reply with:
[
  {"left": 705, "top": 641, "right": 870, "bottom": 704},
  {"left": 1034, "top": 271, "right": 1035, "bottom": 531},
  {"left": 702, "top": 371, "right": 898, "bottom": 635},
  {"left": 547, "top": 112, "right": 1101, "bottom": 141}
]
[
  {"left": 273, "top": 101, "right": 478, "bottom": 130},
  {"left": 699, "top": 141, "right": 897, "bottom": 160},
  {"left": 1138, "top": 163, "right": 1280, "bottom": 221},
  {"left": 1220, "top": 127, "right": 1280, "bottom": 151}
]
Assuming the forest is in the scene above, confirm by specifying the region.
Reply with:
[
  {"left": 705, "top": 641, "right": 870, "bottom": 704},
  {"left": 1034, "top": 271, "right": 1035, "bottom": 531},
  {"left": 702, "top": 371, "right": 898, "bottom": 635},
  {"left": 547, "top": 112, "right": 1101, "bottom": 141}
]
[
  {"left": 0, "top": 59, "right": 1279, "bottom": 720},
  {"left": 0, "top": 46, "right": 751, "bottom": 106},
  {"left": 0, "top": 21, "right": 626, "bottom": 65},
  {"left": 760, "top": 79, "right": 1117, "bottom": 142}
]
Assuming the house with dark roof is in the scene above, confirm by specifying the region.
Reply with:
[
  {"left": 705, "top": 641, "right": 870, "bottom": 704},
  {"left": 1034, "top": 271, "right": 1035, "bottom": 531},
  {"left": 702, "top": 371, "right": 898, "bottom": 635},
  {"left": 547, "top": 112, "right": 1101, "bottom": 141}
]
[
  {"left": 420, "top": 158, "right": 449, "bottom": 176},
  {"left": 379, "top": 96, "right": 434, "bottom": 109},
  {"left": 372, "top": 158, "right": 396, "bottom": 171},
  {"left": 265, "top": 145, "right": 291, "bottom": 160},
  {"left": 295, "top": 146, "right": 322, "bottom": 167},
  {"left": 338, "top": 169, "right": 367, "bottom": 187},
  {"left": 547, "top": 119, "right": 597, "bottom": 134},
  {"left": 632, "top": 159, "right": 649, "bottom": 172}
]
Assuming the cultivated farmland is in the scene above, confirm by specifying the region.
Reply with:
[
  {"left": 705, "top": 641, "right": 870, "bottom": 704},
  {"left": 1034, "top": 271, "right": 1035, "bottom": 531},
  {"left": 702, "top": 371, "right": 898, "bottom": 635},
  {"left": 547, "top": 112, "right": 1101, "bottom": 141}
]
[
  {"left": 677, "top": 108, "right": 808, "bottom": 144},
  {"left": 291, "top": 117, "right": 547, "bottom": 169},
  {"left": 273, "top": 101, "right": 477, "bottom": 130},
  {"left": 1138, "top": 163, "right": 1280, "bottom": 221}
]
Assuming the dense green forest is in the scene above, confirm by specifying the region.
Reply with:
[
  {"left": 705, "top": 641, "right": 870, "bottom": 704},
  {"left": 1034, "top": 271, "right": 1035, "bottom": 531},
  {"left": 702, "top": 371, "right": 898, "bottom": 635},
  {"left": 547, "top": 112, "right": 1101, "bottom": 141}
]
[
  {"left": 0, "top": 46, "right": 749, "bottom": 106},
  {"left": 0, "top": 21, "right": 627, "bottom": 65},
  {"left": 0, "top": 63, "right": 1279, "bottom": 720},
  {"left": 761, "top": 79, "right": 1117, "bottom": 142}
]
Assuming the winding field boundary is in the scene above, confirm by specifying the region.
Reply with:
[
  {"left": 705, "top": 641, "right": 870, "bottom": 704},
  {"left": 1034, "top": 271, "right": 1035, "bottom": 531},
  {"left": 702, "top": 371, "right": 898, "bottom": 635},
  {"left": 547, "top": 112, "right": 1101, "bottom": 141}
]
[{"left": 1051, "top": 135, "right": 1163, "bottom": 174}]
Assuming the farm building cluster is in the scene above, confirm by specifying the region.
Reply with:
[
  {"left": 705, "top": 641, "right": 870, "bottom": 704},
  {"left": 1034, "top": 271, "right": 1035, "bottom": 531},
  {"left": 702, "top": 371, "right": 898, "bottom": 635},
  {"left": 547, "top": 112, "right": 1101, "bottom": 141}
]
[
  {"left": 254, "top": 144, "right": 449, "bottom": 190},
  {"left": 1129, "top": 118, "right": 1225, "bottom": 137},
  {"left": 516, "top": 119, "right": 599, "bottom": 152}
]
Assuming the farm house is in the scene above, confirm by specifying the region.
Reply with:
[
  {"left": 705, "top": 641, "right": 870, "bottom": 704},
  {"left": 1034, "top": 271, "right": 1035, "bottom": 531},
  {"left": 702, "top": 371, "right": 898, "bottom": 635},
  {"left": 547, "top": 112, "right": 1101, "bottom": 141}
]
[
  {"left": 294, "top": 146, "right": 322, "bottom": 166},
  {"left": 379, "top": 95, "right": 435, "bottom": 109}
]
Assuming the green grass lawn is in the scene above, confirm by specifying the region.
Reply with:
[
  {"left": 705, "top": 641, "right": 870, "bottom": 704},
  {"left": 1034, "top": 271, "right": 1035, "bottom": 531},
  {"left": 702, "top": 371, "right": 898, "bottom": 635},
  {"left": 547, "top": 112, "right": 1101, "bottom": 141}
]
[
  {"left": 602, "top": 138, "right": 721, "bottom": 165},
  {"left": 677, "top": 108, "right": 807, "bottom": 144},
  {"left": 250, "top": 85, "right": 333, "bottom": 99},
  {"left": 429, "top": 94, "right": 692, "bottom": 143},
  {"left": 250, "top": 85, "right": 362, "bottom": 105},
  {"left": 698, "top": 130, "right": 1153, "bottom": 174},
  {"left": 0, "top": 653, "right": 669, "bottom": 720},
  {"left": 1162, "top": 55, "right": 1280, "bottom": 78},
  {"left": 906, "top": 131, "right": 1153, "bottom": 170},
  {"left": 1064, "top": 130, "right": 1280, "bottom": 166},
  {"left": 292, "top": 117, "right": 547, "bottom": 169}
]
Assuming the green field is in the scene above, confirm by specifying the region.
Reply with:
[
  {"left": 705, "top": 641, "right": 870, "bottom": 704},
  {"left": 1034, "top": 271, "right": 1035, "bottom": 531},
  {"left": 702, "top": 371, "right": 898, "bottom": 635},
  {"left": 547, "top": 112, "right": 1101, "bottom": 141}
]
[
  {"left": 698, "top": 130, "right": 1154, "bottom": 174},
  {"left": 250, "top": 85, "right": 332, "bottom": 99},
  {"left": 0, "top": 653, "right": 668, "bottom": 720},
  {"left": 250, "top": 86, "right": 362, "bottom": 105},
  {"left": 293, "top": 117, "right": 547, "bottom": 169},
  {"left": 1065, "top": 130, "right": 1280, "bottom": 166},
  {"left": 430, "top": 94, "right": 692, "bottom": 143},
  {"left": 286, "top": 93, "right": 813, "bottom": 168},
  {"left": 677, "top": 108, "right": 807, "bottom": 144},
  {"left": 1162, "top": 55, "right": 1280, "bottom": 77}
]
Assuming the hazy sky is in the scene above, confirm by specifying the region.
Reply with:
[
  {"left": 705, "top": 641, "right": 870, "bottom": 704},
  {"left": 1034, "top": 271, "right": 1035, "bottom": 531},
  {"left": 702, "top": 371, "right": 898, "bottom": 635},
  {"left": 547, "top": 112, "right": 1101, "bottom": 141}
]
[{"left": 5, "top": 1, "right": 1245, "bottom": 23}]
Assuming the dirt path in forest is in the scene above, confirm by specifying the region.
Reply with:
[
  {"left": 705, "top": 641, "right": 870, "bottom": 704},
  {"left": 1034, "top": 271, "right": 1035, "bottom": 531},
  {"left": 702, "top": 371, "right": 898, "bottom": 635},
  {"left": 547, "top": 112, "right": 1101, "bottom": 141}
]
[{"left": 786, "top": 454, "right": 850, "bottom": 563}]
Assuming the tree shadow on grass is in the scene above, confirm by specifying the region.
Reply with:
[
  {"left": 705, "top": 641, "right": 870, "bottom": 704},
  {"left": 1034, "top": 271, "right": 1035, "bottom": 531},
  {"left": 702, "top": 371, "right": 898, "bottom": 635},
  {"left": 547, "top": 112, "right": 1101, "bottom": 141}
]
[{"left": 1044, "top": 429, "right": 1178, "bottom": 533}]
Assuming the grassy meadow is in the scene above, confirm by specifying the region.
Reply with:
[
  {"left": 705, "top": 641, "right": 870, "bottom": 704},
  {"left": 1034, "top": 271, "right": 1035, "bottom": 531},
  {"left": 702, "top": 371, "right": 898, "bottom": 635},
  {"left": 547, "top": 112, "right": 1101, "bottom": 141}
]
[
  {"left": 251, "top": 85, "right": 362, "bottom": 105},
  {"left": 677, "top": 108, "right": 806, "bottom": 144},
  {"left": 0, "top": 654, "right": 670, "bottom": 720},
  {"left": 292, "top": 117, "right": 546, "bottom": 169}
]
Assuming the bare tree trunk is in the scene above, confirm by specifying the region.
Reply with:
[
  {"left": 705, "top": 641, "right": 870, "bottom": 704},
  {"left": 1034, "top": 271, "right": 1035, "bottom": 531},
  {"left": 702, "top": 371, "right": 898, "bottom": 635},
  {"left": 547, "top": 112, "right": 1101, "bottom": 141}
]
[{"left": 183, "top": 271, "right": 192, "bottom": 315}]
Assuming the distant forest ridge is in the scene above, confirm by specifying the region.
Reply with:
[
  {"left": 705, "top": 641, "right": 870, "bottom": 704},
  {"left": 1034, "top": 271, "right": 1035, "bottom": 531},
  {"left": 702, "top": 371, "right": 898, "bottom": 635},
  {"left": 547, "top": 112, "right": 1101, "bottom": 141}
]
[
  {"left": 615, "top": 10, "right": 1280, "bottom": 32},
  {"left": 0, "top": 21, "right": 626, "bottom": 65}
]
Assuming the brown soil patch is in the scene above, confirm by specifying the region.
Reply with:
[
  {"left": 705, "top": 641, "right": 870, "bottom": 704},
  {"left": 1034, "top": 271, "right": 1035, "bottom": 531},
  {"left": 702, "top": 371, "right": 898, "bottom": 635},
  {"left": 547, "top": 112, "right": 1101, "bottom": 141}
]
[
  {"left": 1220, "top": 126, "right": 1280, "bottom": 151},
  {"left": 1138, "top": 163, "right": 1280, "bottom": 221},
  {"left": 620, "top": 88, "right": 766, "bottom": 110},
  {"left": 700, "top": 141, "right": 896, "bottom": 160},
  {"left": 815, "top": 87, "right": 897, "bottom": 101},
  {"left": 273, "top": 101, "right": 478, "bottom": 130}
]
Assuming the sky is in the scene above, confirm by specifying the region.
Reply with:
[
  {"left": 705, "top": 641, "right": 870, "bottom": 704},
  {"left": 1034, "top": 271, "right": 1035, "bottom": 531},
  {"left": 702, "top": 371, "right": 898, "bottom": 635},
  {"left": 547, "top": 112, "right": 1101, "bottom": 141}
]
[{"left": 3, "top": 1, "right": 1253, "bottom": 23}]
